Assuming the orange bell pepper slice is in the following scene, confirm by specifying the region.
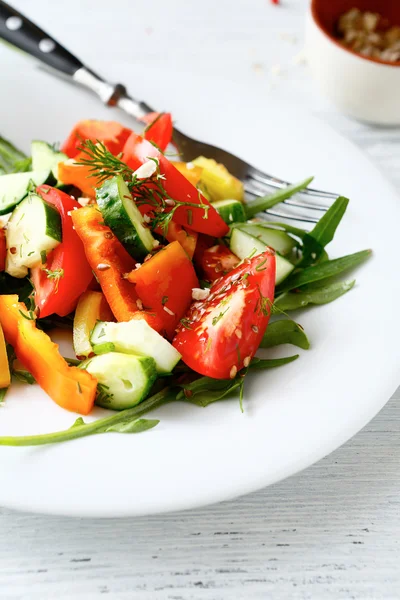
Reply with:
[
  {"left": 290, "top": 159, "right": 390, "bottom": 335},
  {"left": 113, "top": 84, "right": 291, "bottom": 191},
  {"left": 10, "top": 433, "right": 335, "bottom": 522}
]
[
  {"left": 126, "top": 241, "right": 199, "bottom": 339},
  {"left": 154, "top": 221, "right": 198, "bottom": 259},
  {"left": 0, "top": 323, "right": 10, "bottom": 390},
  {"left": 0, "top": 227, "right": 5, "bottom": 272},
  {"left": 0, "top": 296, "right": 97, "bottom": 414},
  {"left": 61, "top": 120, "right": 132, "bottom": 159},
  {"left": 70, "top": 206, "right": 163, "bottom": 331}
]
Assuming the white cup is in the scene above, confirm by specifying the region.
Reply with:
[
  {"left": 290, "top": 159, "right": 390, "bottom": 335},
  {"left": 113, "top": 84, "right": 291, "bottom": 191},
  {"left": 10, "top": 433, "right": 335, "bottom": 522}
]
[{"left": 305, "top": 2, "right": 400, "bottom": 125}]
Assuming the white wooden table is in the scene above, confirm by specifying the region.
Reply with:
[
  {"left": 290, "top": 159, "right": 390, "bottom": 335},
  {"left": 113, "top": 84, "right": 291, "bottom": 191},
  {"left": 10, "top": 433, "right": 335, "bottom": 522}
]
[{"left": 1, "top": 1, "right": 400, "bottom": 598}]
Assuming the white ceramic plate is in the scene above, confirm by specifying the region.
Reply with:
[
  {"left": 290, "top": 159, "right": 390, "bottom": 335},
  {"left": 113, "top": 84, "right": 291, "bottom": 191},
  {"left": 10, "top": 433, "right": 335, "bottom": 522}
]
[{"left": 0, "top": 62, "right": 399, "bottom": 517}]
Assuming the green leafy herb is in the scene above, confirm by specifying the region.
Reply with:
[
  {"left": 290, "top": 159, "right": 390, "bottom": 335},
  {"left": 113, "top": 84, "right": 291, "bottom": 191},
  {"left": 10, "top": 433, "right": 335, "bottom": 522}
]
[
  {"left": 275, "top": 279, "right": 355, "bottom": 311},
  {"left": 161, "top": 296, "right": 169, "bottom": 305},
  {"left": 244, "top": 176, "right": 314, "bottom": 219},
  {"left": 18, "top": 309, "right": 35, "bottom": 321},
  {"left": 143, "top": 112, "right": 164, "bottom": 134},
  {"left": 180, "top": 318, "right": 192, "bottom": 330},
  {"left": 248, "top": 355, "right": 299, "bottom": 370},
  {"left": 40, "top": 250, "right": 47, "bottom": 264},
  {"left": 43, "top": 268, "right": 64, "bottom": 293},
  {"left": 212, "top": 307, "right": 229, "bottom": 326},
  {"left": 278, "top": 249, "right": 371, "bottom": 293},
  {"left": 102, "top": 418, "right": 159, "bottom": 434},
  {"left": 260, "top": 319, "right": 310, "bottom": 349},
  {"left": 0, "top": 387, "right": 174, "bottom": 446},
  {"left": 13, "top": 369, "right": 36, "bottom": 385},
  {"left": 300, "top": 196, "right": 349, "bottom": 266},
  {"left": 177, "top": 376, "right": 243, "bottom": 408}
]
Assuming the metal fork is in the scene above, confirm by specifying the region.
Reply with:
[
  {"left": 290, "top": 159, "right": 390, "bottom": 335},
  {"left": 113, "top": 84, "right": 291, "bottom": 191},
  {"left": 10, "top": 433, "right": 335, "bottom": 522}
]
[{"left": 0, "top": 0, "right": 338, "bottom": 224}]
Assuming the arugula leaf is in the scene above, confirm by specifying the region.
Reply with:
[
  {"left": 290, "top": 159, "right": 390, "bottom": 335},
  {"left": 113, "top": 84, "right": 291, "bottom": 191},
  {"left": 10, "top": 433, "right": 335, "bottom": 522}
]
[
  {"left": 0, "top": 388, "right": 8, "bottom": 404},
  {"left": 300, "top": 196, "right": 349, "bottom": 266},
  {"left": 248, "top": 355, "right": 299, "bottom": 370},
  {"left": 278, "top": 249, "right": 371, "bottom": 293},
  {"left": 103, "top": 418, "right": 159, "bottom": 434},
  {"left": 245, "top": 176, "right": 314, "bottom": 219},
  {"left": 275, "top": 279, "right": 355, "bottom": 311},
  {"left": 177, "top": 377, "right": 243, "bottom": 407},
  {"left": 0, "top": 387, "right": 174, "bottom": 446},
  {"left": 13, "top": 369, "right": 36, "bottom": 385},
  {"left": 260, "top": 320, "right": 310, "bottom": 349}
]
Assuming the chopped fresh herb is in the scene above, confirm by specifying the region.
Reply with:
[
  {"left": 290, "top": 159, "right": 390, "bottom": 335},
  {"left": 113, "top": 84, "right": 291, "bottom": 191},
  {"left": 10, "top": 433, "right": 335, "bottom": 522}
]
[
  {"left": 180, "top": 318, "right": 192, "bottom": 330},
  {"left": 255, "top": 257, "right": 268, "bottom": 272},
  {"left": 187, "top": 209, "right": 193, "bottom": 226},
  {"left": 43, "top": 268, "right": 64, "bottom": 293},
  {"left": 212, "top": 307, "right": 229, "bottom": 326},
  {"left": 40, "top": 250, "right": 47, "bottom": 264},
  {"left": 161, "top": 296, "right": 169, "bottom": 305},
  {"left": 18, "top": 309, "right": 35, "bottom": 321},
  {"left": 77, "top": 382, "right": 82, "bottom": 394}
]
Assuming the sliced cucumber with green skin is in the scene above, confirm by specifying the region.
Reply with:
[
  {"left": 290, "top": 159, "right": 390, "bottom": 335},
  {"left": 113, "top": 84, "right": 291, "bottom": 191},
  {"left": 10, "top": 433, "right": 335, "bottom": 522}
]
[
  {"left": 97, "top": 175, "right": 156, "bottom": 261},
  {"left": 230, "top": 227, "right": 294, "bottom": 285},
  {"left": 5, "top": 193, "right": 62, "bottom": 275},
  {"left": 81, "top": 353, "right": 158, "bottom": 410},
  {"left": 91, "top": 319, "right": 181, "bottom": 374},
  {"left": 31, "top": 141, "right": 67, "bottom": 185},
  {"left": 234, "top": 224, "right": 296, "bottom": 256},
  {"left": 211, "top": 198, "right": 246, "bottom": 224},
  {"left": 0, "top": 169, "right": 50, "bottom": 215}
]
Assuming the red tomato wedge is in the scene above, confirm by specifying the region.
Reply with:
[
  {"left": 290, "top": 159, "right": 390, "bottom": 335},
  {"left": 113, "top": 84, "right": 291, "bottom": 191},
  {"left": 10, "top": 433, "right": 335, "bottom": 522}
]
[
  {"left": 126, "top": 241, "right": 199, "bottom": 339},
  {"left": 61, "top": 120, "right": 132, "bottom": 159},
  {"left": 70, "top": 205, "right": 163, "bottom": 331},
  {"left": 122, "top": 132, "right": 229, "bottom": 237},
  {"left": 142, "top": 112, "right": 173, "bottom": 152},
  {"left": 173, "top": 250, "right": 276, "bottom": 379},
  {"left": 31, "top": 186, "right": 93, "bottom": 318},
  {"left": 0, "top": 228, "right": 6, "bottom": 272},
  {"left": 200, "top": 244, "right": 240, "bottom": 282}
]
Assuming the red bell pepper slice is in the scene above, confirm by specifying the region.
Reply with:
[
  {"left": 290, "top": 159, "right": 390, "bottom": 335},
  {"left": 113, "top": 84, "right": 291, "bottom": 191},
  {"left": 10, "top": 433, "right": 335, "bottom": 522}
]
[
  {"left": 70, "top": 205, "right": 163, "bottom": 331},
  {"left": 122, "top": 132, "right": 229, "bottom": 237},
  {"left": 31, "top": 186, "right": 94, "bottom": 318},
  {"left": 126, "top": 240, "right": 199, "bottom": 339},
  {"left": 142, "top": 112, "right": 173, "bottom": 152},
  {"left": 62, "top": 120, "right": 132, "bottom": 159},
  {"left": 0, "top": 228, "right": 6, "bottom": 272}
]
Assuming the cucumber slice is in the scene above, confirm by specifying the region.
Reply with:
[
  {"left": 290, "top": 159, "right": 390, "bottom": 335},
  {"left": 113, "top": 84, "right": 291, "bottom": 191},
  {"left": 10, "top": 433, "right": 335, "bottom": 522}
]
[
  {"left": 235, "top": 224, "right": 296, "bottom": 256},
  {"left": 97, "top": 175, "right": 156, "bottom": 261},
  {"left": 81, "top": 353, "right": 157, "bottom": 410},
  {"left": 91, "top": 319, "right": 181, "bottom": 374},
  {"left": 0, "top": 169, "right": 50, "bottom": 215},
  {"left": 31, "top": 141, "right": 67, "bottom": 184},
  {"left": 230, "top": 227, "right": 294, "bottom": 285},
  {"left": 211, "top": 198, "right": 246, "bottom": 224},
  {"left": 6, "top": 193, "right": 62, "bottom": 275}
]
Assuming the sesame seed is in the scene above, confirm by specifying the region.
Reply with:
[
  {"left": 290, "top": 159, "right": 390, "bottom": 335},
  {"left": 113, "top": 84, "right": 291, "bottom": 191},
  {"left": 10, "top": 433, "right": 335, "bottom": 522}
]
[
  {"left": 163, "top": 306, "right": 175, "bottom": 316},
  {"left": 136, "top": 299, "right": 143, "bottom": 310},
  {"left": 230, "top": 365, "right": 237, "bottom": 379},
  {"left": 251, "top": 325, "right": 259, "bottom": 333},
  {"left": 165, "top": 199, "right": 175, "bottom": 207},
  {"left": 135, "top": 263, "right": 142, "bottom": 269},
  {"left": 104, "top": 231, "right": 113, "bottom": 239},
  {"left": 143, "top": 214, "right": 151, "bottom": 223},
  {"left": 97, "top": 263, "right": 110, "bottom": 271},
  {"left": 243, "top": 356, "right": 251, "bottom": 367},
  {"left": 235, "top": 328, "right": 242, "bottom": 339},
  {"left": 153, "top": 240, "right": 160, "bottom": 249},
  {"left": 186, "top": 162, "right": 195, "bottom": 170},
  {"left": 192, "top": 287, "right": 210, "bottom": 301}
]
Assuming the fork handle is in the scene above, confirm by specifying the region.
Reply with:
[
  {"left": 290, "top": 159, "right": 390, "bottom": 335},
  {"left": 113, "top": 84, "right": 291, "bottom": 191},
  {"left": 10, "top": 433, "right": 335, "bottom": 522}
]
[{"left": 0, "top": 0, "right": 152, "bottom": 117}]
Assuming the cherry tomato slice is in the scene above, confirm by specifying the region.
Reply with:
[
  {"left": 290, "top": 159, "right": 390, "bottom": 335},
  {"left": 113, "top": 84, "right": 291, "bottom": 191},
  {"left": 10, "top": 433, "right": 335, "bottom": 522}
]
[
  {"left": 200, "top": 244, "right": 240, "bottom": 282},
  {"left": 173, "top": 250, "right": 276, "bottom": 379},
  {"left": 31, "top": 186, "right": 93, "bottom": 318}
]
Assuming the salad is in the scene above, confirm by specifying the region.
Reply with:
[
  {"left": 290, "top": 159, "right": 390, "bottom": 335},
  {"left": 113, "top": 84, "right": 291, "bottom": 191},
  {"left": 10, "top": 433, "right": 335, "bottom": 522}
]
[{"left": 0, "top": 114, "right": 371, "bottom": 445}]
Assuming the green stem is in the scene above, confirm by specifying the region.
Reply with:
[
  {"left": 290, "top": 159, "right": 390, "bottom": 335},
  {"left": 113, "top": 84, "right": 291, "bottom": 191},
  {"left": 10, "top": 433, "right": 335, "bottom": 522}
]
[
  {"left": 0, "top": 387, "right": 174, "bottom": 446},
  {"left": 244, "top": 176, "right": 314, "bottom": 219}
]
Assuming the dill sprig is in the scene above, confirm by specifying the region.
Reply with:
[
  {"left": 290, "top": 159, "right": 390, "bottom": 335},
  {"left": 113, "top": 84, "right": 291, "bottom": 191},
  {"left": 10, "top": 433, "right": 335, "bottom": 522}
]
[{"left": 76, "top": 140, "right": 209, "bottom": 234}]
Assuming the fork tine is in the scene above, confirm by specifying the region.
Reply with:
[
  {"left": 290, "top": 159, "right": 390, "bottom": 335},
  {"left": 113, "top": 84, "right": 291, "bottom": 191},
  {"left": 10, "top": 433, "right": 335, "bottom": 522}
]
[
  {"left": 244, "top": 180, "right": 329, "bottom": 212},
  {"left": 263, "top": 209, "right": 319, "bottom": 224},
  {"left": 247, "top": 167, "right": 339, "bottom": 200}
]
